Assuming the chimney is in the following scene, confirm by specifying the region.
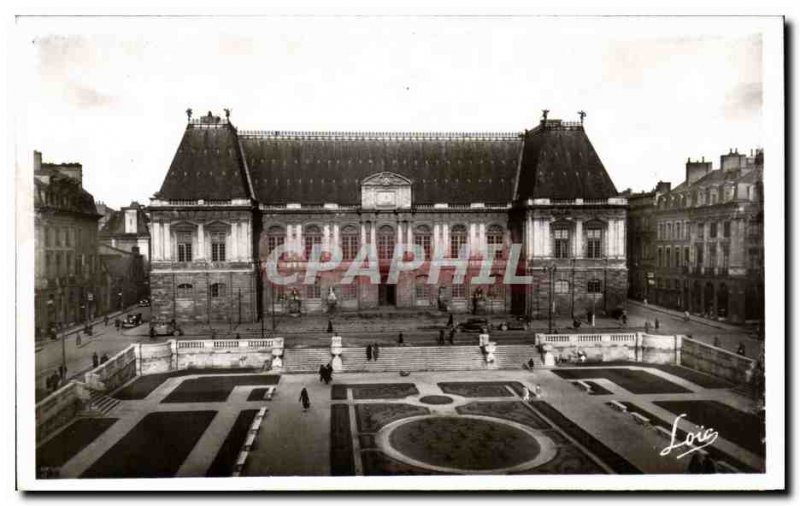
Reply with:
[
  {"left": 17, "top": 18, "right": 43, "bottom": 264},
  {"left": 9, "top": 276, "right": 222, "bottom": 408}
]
[
  {"left": 686, "top": 158, "right": 712, "bottom": 185},
  {"left": 33, "top": 151, "right": 42, "bottom": 172},
  {"left": 656, "top": 181, "right": 672, "bottom": 194}
]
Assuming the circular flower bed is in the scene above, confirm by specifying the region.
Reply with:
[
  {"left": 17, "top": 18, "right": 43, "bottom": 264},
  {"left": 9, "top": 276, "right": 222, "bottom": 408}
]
[
  {"left": 388, "top": 416, "right": 541, "bottom": 471},
  {"left": 418, "top": 395, "right": 455, "bottom": 405}
]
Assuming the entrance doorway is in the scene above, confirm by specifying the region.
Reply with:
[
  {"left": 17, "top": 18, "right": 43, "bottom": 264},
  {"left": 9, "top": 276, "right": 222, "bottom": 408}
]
[{"left": 379, "top": 283, "right": 396, "bottom": 306}]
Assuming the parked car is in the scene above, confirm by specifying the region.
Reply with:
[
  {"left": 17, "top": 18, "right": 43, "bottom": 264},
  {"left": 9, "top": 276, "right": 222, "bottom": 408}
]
[
  {"left": 150, "top": 320, "right": 183, "bottom": 337},
  {"left": 457, "top": 318, "right": 489, "bottom": 333},
  {"left": 139, "top": 298, "right": 151, "bottom": 307},
  {"left": 121, "top": 313, "right": 143, "bottom": 328}
]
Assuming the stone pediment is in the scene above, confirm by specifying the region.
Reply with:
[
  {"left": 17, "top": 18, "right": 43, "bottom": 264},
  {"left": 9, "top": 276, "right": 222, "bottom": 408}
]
[
  {"left": 361, "top": 172, "right": 412, "bottom": 187},
  {"left": 361, "top": 172, "right": 412, "bottom": 209}
]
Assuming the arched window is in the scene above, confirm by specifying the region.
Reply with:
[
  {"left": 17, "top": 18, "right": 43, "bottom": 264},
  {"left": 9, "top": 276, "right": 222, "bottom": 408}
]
[
  {"left": 267, "top": 226, "right": 285, "bottom": 256},
  {"left": 450, "top": 224, "right": 467, "bottom": 258},
  {"left": 585, "top": 223, "right": 603, "bottom": 259},
  {"left": 210, "top": 282, "right": 225, "bottom": 298},
  {"left": 304, "top": 225, "right": 322, "bottom": 259},
  {"left": 340, "top": 225, "right": 359, "bottom": 261},
  {"left": 177, "top": 283, "right": 193, "bottom": 299},
  {"left": 413, "top": 224, "right": 432, "bottom": 260},
  {"left": 377, "top": 225, "right": 395, "bottom": 260},
  {"left": 487, "top": 225, "right": 504, "bottom": 259},
  {"left": 553, "top": 224, "right": 570, "bottom": 259}
]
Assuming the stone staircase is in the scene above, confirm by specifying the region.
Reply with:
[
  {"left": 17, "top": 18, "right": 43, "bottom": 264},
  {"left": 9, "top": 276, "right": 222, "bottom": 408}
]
[
  {"left": 491, "top": 344, "right": 544, "bottom": 370},
  {"left": 83, "top": 388, "right": 121, "bottom": 416},
  {"left": 282, "top": 345, "right": 488, "bottom": 373}
]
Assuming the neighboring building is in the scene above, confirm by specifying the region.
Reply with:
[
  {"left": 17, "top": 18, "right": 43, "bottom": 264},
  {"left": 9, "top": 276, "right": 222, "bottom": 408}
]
[
  {"left": 34, "top": 151, "right": 103, "bottom": 338},
  {"left": 627, "top": 149, "right": 764, "bottom": 324},
  {"left": 98, "top": 201, "right": 151, "bottom": 262},
  {"left": 95, "top": 201, "right": 116, "bottom": 231},
  {"left": 98, "top": 243, "right": 149, "bottom": 311},
  {"left": 148, "top": 110, "right": 627, "bottom": 324}
]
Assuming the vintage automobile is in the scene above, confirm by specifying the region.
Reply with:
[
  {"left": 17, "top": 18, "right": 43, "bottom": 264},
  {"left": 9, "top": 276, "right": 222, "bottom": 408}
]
[
  {"left": 150, "top": 320, "right": 183, "bottom": 337},
  {"left": 456, "top": 318, "right": 490, "bottom": 333},
  {"left": 121, "top": 313, "right": 143, "bottom": 328},
  {"left": 139, "top": 298, "right": 151, "bottom": 307}
]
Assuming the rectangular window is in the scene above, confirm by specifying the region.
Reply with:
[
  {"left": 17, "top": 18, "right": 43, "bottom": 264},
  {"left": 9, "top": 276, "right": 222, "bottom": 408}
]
[
  {"left": 177, "top": 232, "right": 193, "bottom": 262},
  {"left": 710, "top": 223, "right": 718, "bottom": 239},
  {"left": 452, "top": 284, "right": 466, "bottom": 299},
  {"left": 554, "top": 280, "right": 569, "bottom": 294},
  {"left": 45, "top": 227, "right": 51, "bottom": 247},
  {"left": 211, "top": 232, "right": 226, "bottom": 262},
  {"left": 210, "top": 283, "right": 225, "bottom": 298},
  {"left": 450, "top": 234, "right": 467, "bottom": 258},
  {"left": 415, "top": 283, "right": 430, "bottom": 301},
  {"left": 695, "top": 244, "right": 704, "bottom": 266},
  {"left": 304, "top": 235, "right": 322, "bottom": 260},
  {"left": 553, "top": 228, "right": 570, "bottom": 258},
  {"left": 378, "top": 235, "right": 395, "bottom": 260},
  {"left": 723, "top": 221, "right": 731, "bottom": 238},
  {"left": 684, "top": 247, "right": 690, "bottom": 265},
  {"left": 177, "top": 283, "right": 193, "bottom": 299},
  {"left": 414, "top": 235, "right": 431, "bottom": 260},
  {"left": 586, "top": 228, "right": 602, "bottom": 258},
  {"left": 342, "top": 234, "right": 360, "bottom": 261},
  {"left": 587, "top": 279, "right": 602, "bottom": 293},
  {"left": 66, "top": 252, "right": 73, "bottom": 274},
  {"left": 45, "top": 252, "right": 52, "bottom": 277}
]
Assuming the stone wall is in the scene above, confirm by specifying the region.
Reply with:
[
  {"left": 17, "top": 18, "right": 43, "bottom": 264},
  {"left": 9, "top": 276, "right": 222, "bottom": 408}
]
[
  {"left": 84, "top": 345, "right": 138, "bottom": 392},
  {"left": 535, "top": 331, "right": 678, "bottom": 364},
  {"left": 174, "top": 339, "right": 281, "bottom": 370},
  {"left": 138, "top": 341, "right": 175, "bottom": 375},
  {"left": 35, "top": 381, "right": 89, "bottom": 441},
  {"left": 151, "top": 268, "right": 257, "bottom": 323},
  {"left": 528, "top": 268, "right": 628, "bottom": 319},
  {"left": 680, "top": 336, "right": 754, "bottom": 383}
]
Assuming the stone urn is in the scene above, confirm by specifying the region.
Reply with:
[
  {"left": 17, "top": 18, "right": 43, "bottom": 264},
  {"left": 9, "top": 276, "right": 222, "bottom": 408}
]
[
  {"left": 542, "top": 343, "right": 556, "bottom": 367},
  {"left": 330, "top": 335, "right": 343, "bottom": 371},
  {"left": 271, "top": 340, "right": 284, "bottom": 370},
  {"left": 485, "top": 341, "right": 497, "bottom": 364}
]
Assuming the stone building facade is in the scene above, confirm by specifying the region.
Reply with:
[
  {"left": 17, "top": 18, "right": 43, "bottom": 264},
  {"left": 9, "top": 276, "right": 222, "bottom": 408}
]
[
  {"left": 148, "top": 111, "right": 627, "bottom": 324},
  {"left": 99, "top": 201, "right": 151, "bottom": 262},
  {"left": 626, "top": 149, "right": 764, "bottom": 324},
  {"left": 33, "top": 151, "right": 104, "bottom": 338}
]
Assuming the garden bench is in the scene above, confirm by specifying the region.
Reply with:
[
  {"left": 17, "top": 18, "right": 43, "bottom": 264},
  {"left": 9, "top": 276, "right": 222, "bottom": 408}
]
[{"left": 630, "top": 412, "right": 650, "bottom": 425}]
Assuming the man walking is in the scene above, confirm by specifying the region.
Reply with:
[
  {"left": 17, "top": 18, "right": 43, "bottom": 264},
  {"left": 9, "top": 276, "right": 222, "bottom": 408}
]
[
  {"left": 366, "top": 343, "right": 373, "bottom": 361},
  {"left": 448, "top": 327, "right": 455, "bottom": 345},
  {"left": 92, "top": 351, "right": 99, "bottom": 368},
  {"left": 299, "top": 387, "right": 311, "bottom": 411},
  {"left": 438, "top": 329, "right": 445, "bottom": 346},
  {"left": 319, "top": 364, "right": 326, "bottom": 383},
  {"left": 325, "top": 363, "right": 334, "bottom": 385},
  {"left": 373, "top": 342, "right": 380, "bottom": 361}
]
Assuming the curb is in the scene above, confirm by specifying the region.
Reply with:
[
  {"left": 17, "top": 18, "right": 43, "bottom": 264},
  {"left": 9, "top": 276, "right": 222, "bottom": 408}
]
[{"left": 626, "top": 300, "right": 743, "bottom": 332}]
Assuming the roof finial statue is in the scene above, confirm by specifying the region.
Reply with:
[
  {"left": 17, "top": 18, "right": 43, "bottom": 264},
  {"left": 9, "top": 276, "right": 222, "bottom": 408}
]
[
  {"left": 541, "top": 109, "right": 549, "bottom": 122},
  {"left": 578, "top": 110, "right": 586, "bottom": 125},
  {"left": 224, "top": 108, "right": 231, "bottom": 119},
  {"left": 186, "top": 108, "right": 192, "bottom": 121}
]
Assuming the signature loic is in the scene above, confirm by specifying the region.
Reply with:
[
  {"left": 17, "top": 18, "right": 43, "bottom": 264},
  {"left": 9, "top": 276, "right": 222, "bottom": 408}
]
[{"left": 659, "top": 413, "right": 719, "bottom": 459}]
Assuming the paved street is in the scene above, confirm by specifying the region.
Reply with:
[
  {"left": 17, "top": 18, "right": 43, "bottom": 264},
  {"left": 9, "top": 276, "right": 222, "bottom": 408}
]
[{"left": 34, "top": 306, "right": 153, "bottom": 399}]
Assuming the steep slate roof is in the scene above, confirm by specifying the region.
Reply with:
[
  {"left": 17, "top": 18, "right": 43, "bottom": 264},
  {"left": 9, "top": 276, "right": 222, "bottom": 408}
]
[
  {"left": 515, "top": 121, "right": 618, "bottom": 201},
  {"left": 240, "top": 132, "right": 522, "bottom": 205},
  {"left": 156, "top": 117, "right": 620, "bottom": 205},
  {"left": 156, "top": 121, "right": 252, "bottom": 201},
  {"left": 99, "top": 206, "right": 150, "bottom": 237}
]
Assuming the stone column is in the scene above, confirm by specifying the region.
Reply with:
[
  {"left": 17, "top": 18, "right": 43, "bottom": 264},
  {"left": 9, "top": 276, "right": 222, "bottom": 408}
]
[
  {"left": 230, "top": 222, "right": 238, "bottom": 261},
  {"left": 526, "top": 215, "right": 534, "bottom": 258},
  {"left": 433, "top": 223, "right": 441, "bottom": 257},
  {"left": 370, "top": 223, "right": 377, "bottom": 258},
  {"left": 442, "top": 223, "right": 450, "bottom": 256},
  {"left": 406, "top": 221, "right": 412, "bottom": 246},
  {"left": 323, "top": 224, "right": 331, "bottom": 250},
  {"left": 333, "top": 223, "right": 340, "bottom": 252},
  {"left": 163, "top": 222, "right": 172, "bottom": 260},
  {"left": 478, "top": 223, "right": 486, "bottom": 258},
  {"left": 152, "top": 222, "right": 161, "bottom": 261},
  {"left": 574, "top": 220, "right": 583, "bottom": 258}
]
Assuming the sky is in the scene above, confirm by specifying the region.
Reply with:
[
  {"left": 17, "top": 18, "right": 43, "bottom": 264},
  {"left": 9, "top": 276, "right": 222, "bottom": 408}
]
[{"left": 15, "top": 16, "right": 768, "bottom": 209}]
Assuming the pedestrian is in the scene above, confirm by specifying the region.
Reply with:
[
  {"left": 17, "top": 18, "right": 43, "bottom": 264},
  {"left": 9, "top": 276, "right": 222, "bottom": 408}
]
[
  {"left": 586, "top": 310, "right": 593, "bottom": 324},
  {"left": 236, "top": 333, "right": 241, "bottom": 340},
  {"left": 45, "top": 374, "right": 52, "bottom": 393},
  {"left": 115, "top": 318, "right": 120, "bottom": 330},
  {"left": 687, "top": 452, "right": 703, "bottom": 473},
  {"left": 644, "top": 320, "right": 651, "bottom": 333},
  {"left": 448, "top": 327, "right": 455, "bottom": 345},
  {"left": 534, "top": 384, "right": 543, "bottom": 398},
  {"left": 373, "top": 342, "right": 380, "bottom": 361},
  {"left": 684, "top": 310, "right": 690, "bottom": 322},
  {"left": 327, "top": 319, "right": 334, "bottom": 333},
  {"left": 573, "top": 318, "right": 581, "bottom": 329},
  {"left": 366, "top": 344, "right": 373, "bottom": 361},
  {"left": 621, "top": 313, "right": 628, "bottom": 326},
  {"left": 104, "top": 315, "right": 109, "bottom": 326},
  {"left": 319, "top": 364, "right": 326, "bottom": 383},
  {"left": 149, "top": 326, "right": 156, "bottom": 339},
  {"left": 447, "top": 313, "right": 454, "bottom": 327},
  {"left": 654, "top": 318, "right": 660, "bottom": 330},
  {"left": 522, "top": 386, "right": 531, "bottom": 401},
  {"left": 736, "top": 342, "right": 746, "bottom": 356},
  {"left": 101, "top": 354, "right": 108, "bottom": 364},
  {"left": 92, "top": 351, "right": 99, "bottom": 368},
  {"left": 325, "top": 363, "right": 334, "bottom": 385},
  {"left": 299, "top": 387, "right": 311, "bottom": 411},
  {"left": 397, "top": 332, "right": 404, "bottom": 345},
  {"left": 76, "top": 332, "right": 82, "bottom": 347},
  {"left": 713, "top": 336, "right": 721, "bottom": 348},
  {"left": 438, "top": 328, "right": 445, "bottom": 346},
  {"left": 527, "top": 358, "right": 535, "bottom": 371}
]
